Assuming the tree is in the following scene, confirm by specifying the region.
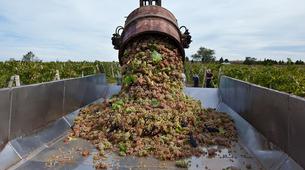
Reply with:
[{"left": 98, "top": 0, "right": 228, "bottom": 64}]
[
  {"left": 224, "top": 59, "right": 229, "bottom": 63},
  {"left": 22, "top": 51, "right": 41, "bottom": 62},
  {"left": 22, "top": 51, "right": 35, "bottom": 62},
  {"left": 219, "top": 57, "right": 224, "bottom": 63},
  {"left": 191, "top": 47, "right": 215, "bottom": 63},
  {"left": 185, "top": 57, "right": 190, "bottom": 62},
  {"left": 295, "top": 60, "right": 304, "bottom": 65},
  {"left": 287, "top": 58, "right": 294, "bottom": 65},
  {"left": 279, "top": 60, "right": 285, "bottom": 65},
  {"left": 262, "top": 59, "right": 278, "bottom": 65},
  {"left": 243, "top": 57, "right": 257, "bottom": 65}
]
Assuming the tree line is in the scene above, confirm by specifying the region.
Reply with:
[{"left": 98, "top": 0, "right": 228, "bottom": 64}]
[
  {"left": 7, "top": 50, "right": 305, "bottom": 66},
  {"left": 189, "top": 47, "right": 305, "bottom": 65}
]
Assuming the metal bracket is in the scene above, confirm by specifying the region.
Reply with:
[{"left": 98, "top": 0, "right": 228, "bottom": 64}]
[
  {"left": 180, "top": 26, "right": 192, "bottom": 48},
  {"left": 112, "top": 26, "right": 124, "bottom": 50}
]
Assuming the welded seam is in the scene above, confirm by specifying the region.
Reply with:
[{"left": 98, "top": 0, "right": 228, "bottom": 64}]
[
  {"left": 8, "top": 89, "right": 13, "bottom": 141},
  {"left": 287, "top": 94, "right": 292, "bottom": 163},
  {"left": 62, "top": 116, "right": 72, "bottom": 127},
  {"left": 271, "top": 153, "right": 289, "bottom": 170},
  {"left": 8, "top": 144, "right": 47, "bottom": 170},
  {"left": 8, "top": 126, "right": 70, "bottom": 169},
  {"left": 62, "top": 82, "right": 66, "bottom": 116},
  {"left": 8, "top": 142, "right": 22, "bottom": 159}
]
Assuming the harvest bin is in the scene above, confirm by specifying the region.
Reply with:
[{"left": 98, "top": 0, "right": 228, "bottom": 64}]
[
  {"left": 0, "top": 75, "right": 304, "bottom": 170},
  {"left": 112, "top": 0, "right": 191, "bottom": 65}
]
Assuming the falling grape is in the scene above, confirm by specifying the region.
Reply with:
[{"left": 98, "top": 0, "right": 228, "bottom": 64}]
[{"left": 72, "top": 35, "right": 238, "bottom": 163}]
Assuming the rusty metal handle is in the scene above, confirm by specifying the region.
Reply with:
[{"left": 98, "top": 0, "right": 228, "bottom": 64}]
[
  {"left": 179, "top": 26, "right": 188, "bottom": 32},
  {"left": 180, "top": 26, "right": 192, "bottom": 48},
  {"left": 115, "top": 26, "right": 124, "bottom": 35},
  {"left": 112, "top": 26, "right": 124, "bottom": 50}
]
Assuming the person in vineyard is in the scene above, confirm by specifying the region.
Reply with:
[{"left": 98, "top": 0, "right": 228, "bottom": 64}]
[
  {"left": 193, "top": 74, "right": 199, "bottom": 87},
  {"left": 205, "top": 69, "right": 213, "bottom": 88}
]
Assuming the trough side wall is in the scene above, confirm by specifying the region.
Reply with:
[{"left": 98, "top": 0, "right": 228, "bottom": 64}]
[
  {"left": 219, "top": 76, "right": 305, "bottom": 168},
  {"left": 0, "top": 74, "right": 108, "bottom": 150}
]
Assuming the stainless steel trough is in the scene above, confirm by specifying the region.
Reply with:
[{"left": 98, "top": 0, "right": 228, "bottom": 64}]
[{"left": 0, "top": 75, "right": 304, "bottom": 170}]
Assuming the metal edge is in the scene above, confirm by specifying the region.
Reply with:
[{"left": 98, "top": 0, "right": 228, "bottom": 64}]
[
  {"left": 6, "top": 74, "right": 106, "bottom": 90},
  {"left": 220, "top": 75, "right": 294, "bottom": 97}
]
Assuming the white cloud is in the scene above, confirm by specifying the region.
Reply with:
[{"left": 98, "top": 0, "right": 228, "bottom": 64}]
[{"left": 0, "top": 0, "right": 305, "bottom": 61}]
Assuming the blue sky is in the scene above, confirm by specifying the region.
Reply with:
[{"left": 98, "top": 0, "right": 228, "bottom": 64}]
[{"left": 0, "top": 0, "right": 305, "bottom": 62}]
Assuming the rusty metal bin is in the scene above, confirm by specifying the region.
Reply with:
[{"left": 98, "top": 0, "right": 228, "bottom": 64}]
[{"left": 112, "top": 0, "right": 191, "bottom": 65}]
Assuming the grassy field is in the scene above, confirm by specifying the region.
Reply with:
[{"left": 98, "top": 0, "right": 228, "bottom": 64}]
[{"left": 1, "top": 61, "right": 304, "bottom": 97}]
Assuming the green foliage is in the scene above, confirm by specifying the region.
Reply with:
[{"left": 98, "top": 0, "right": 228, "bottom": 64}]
[
  {"left": 1, "top": 61, "right": 304, "bottom": 98},
  {"left": 112, "top": 100, "right": 124, "bottom": 110},
  {"left": 119, "top": 144, "right": 127, "bottom": 156},
  {"left": 243, "top": 57, "right": 257, "bottom": 65},
  {"left": 123, "top": 75, "right": 136, "bottom": 86},
  {"left": 191, "top": 47, "right": 215, "bottom": 62},
  {"left": 0, "top": 61, "right": 116, "bottom": 88},
  {"left": 151, "top": 50, "right": 163, "bottom": 64},
  {"left": 151, "top": 98, "right": 160, "bottom": 107},
  {"left": 175, "top": 160, "right": 190, "bottom": 168},
  {"left": 119, "top": 143, "right": 127, "bottom": 153},
  {"left": 219, "top": 57, "right": 224, "bottom": 64},
  {"left": 22, "top": 51, "right": 36, "bottom": 62},
  {"left": 184, "top": 62, "right": 305, "bottom": 97},
  {"left": 220, "top": 65, "right": 305, "bottom": 97}
]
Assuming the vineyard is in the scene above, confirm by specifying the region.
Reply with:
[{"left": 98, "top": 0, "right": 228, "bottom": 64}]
[
  {"left": 0, "top": 61, "right": 120, "bottom": 88},
  {"left": 185, "top": 63, "right": 305, "bottom": 97},
  {"left": 1, "top": 61, "right": 304, "bottom": 97}
]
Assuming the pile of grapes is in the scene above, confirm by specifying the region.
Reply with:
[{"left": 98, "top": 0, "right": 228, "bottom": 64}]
[{"left": 72, "top": 35, "right": 237, "bottom": 166}]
